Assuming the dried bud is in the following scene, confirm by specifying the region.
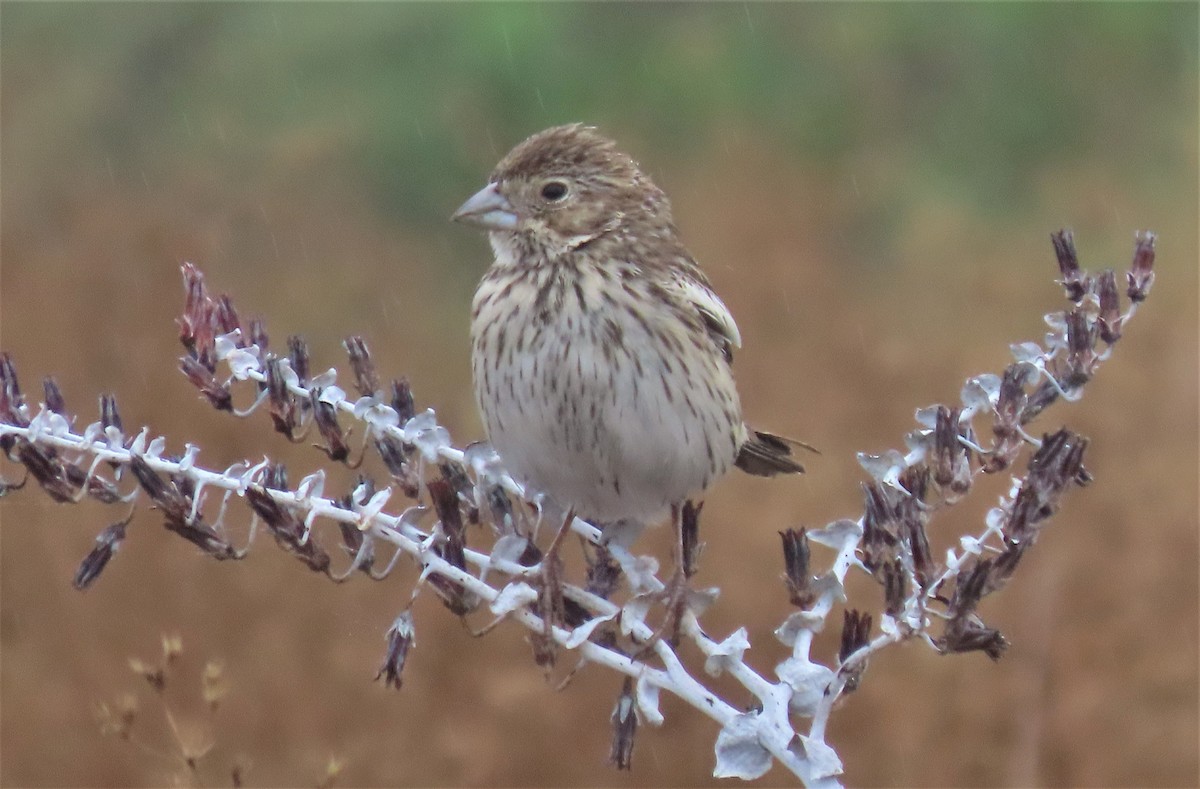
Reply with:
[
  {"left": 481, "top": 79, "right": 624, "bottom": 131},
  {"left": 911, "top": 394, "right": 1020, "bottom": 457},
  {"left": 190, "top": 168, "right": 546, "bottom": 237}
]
[
  {"left": 309, "top": 389, "right": 349, "bottom": 462},
  {"left": 882, "top": 559, "right": 908, "bottom": 617},
  {"left": 905, "top": 518, "right": 935, "bottom": 591},
  {"left": 861, "top": 482, "right": 901, "bottom": 574},
  {"left": 780, "top": 528, "right": 814, "bottom": 608},
  {"left": 248, "top": 318, "right": 269, "bottom": 351},
  {"left": 42, "top": 377, "right": 67, "bottom": 416},
  {"left": 265, "top": 357, "right": 301, "bottom": 438},
  {"left": 930, "top": 407, "right": 973, "bottom": 489},
  {"left": 19, "top": 443, "right": 80, "bottom": 503},
  {"left": 1127, "top": 230, "right": 1156, "bottom": 302},
  {"left": 996, "top": 365, "right": 1032, "bottom": 425},
  {"left": 839, "top": 609, "right": 873, "bottom": 693},
  {"left": 390, "top": 378, "right": 415, "bottom": 424},
  {"left": 0, "top": 356, "right": 27, "bottom": 454},
  {"left": 336, "top": 479, "right": 376, "bottom": 574},
  {"left": 1051, "top": 229, "right": 1086, "bottom": 302},
  {"left": 0, "top": 353, "right": 21, "bottom": 411},
  {"left": 73, "top": 513, "right": 132, "bottom": 590},
  {"left": 376, "top": 611, "right": 416, "bottom": 690},
  {"left": 246, "top": 483, "right": 331, "bottom": 574},
  {"left": 938, "top": 618, "right": 1009, "bottom": 661},
  {"left": 132, "top": 456, "right": 237, "bottom": 560},
  {"left": 0, "top": 353, "right": 21, "bottom": 409},
  {"left": 1064, "top": 308, "right": 1098, "bottom": 388},
  {"left": 947, "top": 557, "right": 994, "bottom": 621},
  {"left": 938, "top": 560, "right": 1011, "bottom": 659},
  {"left": 840, "top": 609, "right": 872, "bottom": 662},
  {"left": 1006, "top": 429, "right": 1090, "bottom": 543},
  {"left": 984, "top": 370, "right": 1023, "bottom": 472},
  {"left": 99, "top": 394, "right": 124, "bottom": 436},
  {"left": 1021, "top": 377, "right": 1060, "bottom": 425},
  {"left": 178, "top": 262, "right": 210, "bottom": 353},
  {"left": 344, "top": 336, "right": 380, "bottom": 397},
  {"left": 1033, "top": 427, "right": 1086, "bottom": 481},
  {"left": 427, "top": 479, "right": 475, "bottom": 615},
  {"left": 438, "top": 460, "right": 477, "bottom": 523},
  {"left": 898, "top": 463, "right": 930, "bottom": 502},
  {"left": 609, "top": 677, "right": 638, "bottom": 770},
  {"left": 179, "top": 356, "right": 233, "bottom": 412},
  {"left": 287, "top": 335, "right": 310, "bottom": 384},
  {"left": 990, "top": 540, "right": 1029, "bottom": 590},
  {"left": 376, "top": 435, "right": 420, "bottom": 498},
  {"left": 428, "top": 478, "right": 464, "bottom": 546},
  {"left": 213, "top": 294, "right": 242, "bottom": 339},
  {"left": 1096, "top": 269, "right": 1123, "bottom": 344}
]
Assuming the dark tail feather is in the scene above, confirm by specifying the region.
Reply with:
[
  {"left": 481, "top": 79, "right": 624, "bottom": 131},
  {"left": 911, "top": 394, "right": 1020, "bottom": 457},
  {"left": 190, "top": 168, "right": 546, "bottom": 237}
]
[{"left": 735, "top": 429, "right": 814, "bottom": 477}]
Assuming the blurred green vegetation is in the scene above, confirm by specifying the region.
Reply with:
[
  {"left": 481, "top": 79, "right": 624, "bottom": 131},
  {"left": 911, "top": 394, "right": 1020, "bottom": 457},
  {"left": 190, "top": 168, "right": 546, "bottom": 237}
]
[{"left": 3, "top": 2, "right": 1195, "bottom": 259}]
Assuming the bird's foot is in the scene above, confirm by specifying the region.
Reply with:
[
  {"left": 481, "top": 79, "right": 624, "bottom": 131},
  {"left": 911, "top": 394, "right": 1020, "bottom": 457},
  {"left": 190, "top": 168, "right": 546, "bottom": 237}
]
[
  {"left": 632, "top": 501, "right": 703, "bottom": 658},
  {"left": 632, "top": 566, "right": 690, "bottom": 658},
  {"left": 529, "top": 509, "right": 574, "bottom": 668}
]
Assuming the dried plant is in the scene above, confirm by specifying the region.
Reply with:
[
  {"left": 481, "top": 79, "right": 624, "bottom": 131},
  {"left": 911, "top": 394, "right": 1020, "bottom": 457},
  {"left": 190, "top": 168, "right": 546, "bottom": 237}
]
[
  {"left": 0, "top": 230, "right": 1156, "bottom": 785},
  {"left": 94, "top": 634, "right": 241, "bottom": 787}
]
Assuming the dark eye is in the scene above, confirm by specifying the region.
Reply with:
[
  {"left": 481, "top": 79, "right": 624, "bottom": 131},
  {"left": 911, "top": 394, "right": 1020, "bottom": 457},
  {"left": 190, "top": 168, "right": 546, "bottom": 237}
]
[{"left": 540, "top": 180, "right": 569, "bottom": 202}]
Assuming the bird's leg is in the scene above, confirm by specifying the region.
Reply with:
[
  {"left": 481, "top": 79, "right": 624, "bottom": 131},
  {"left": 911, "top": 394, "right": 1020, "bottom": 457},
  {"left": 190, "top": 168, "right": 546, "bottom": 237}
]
[
  {"left": 635, "top": 501, "right": 700, "bottom": 654},
  {"left": 533, "top": 507, "right": 574, "bottom": 665}
]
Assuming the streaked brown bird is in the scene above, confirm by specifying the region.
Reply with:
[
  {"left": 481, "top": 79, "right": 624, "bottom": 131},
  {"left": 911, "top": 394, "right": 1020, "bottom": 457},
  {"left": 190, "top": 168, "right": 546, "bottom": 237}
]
[{"left": 454, "top": 124, "right": 803, "bottom": 614}]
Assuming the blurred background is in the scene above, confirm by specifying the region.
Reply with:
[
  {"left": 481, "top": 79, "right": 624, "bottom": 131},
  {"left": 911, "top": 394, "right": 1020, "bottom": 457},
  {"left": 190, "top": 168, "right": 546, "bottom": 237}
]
[{"left": 2, "top": 4, "right": 1196, "bottom": 786}]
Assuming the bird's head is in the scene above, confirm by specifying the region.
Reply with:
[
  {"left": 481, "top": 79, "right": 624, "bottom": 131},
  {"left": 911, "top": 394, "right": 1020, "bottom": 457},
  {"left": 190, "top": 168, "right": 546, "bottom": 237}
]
[{"left": 453, "top": 124, "right": 672, "bottom": 262}]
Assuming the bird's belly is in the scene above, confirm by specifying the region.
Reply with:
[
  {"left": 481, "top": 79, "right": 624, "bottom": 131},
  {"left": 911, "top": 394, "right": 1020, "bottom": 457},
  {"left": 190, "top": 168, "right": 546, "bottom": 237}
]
[{"left": 474, "top": 307, "right": 742, "bottom": 523}]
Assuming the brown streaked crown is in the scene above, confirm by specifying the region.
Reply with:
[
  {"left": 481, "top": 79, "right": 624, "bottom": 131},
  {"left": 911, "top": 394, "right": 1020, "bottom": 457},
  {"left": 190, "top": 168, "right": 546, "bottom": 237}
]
[
  {"left": 488, "top": 125, "right": 675, "bottom": 245},
  {"left": 491, "top": 124, "right": 639, "bottom": 185}
]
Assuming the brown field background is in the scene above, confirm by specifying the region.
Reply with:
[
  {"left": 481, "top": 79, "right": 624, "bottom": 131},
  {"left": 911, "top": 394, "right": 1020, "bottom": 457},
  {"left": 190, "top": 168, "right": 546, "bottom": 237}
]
[{"left": 2, "top": 5, "right": 1197, "bottom": 787}]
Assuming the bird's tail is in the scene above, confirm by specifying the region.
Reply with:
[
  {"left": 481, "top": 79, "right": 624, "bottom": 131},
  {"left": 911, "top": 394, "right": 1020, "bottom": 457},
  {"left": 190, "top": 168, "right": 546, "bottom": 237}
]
[{"left": 735, "top": 429, "right": 815, "bottom": 477}]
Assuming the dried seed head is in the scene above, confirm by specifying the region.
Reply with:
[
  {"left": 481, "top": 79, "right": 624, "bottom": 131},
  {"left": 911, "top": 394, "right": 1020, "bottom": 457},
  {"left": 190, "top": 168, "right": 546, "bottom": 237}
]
[
  {"left": 609, "top": 677, "right": 638, "bottom": 770},
  {"left": 73, "top": 514, "right": 132, "bottom": 590},
  {"left": 839, "top": 609, "right": 873, "bottom": 692},
  {"left": 780, "top": 528, "right": 814, "bottom": 608},
  {"left": 390, "top": 378, "right": 415, "bottom": 424},
  {"left": 248, "top": 318, "right": 269, "bottom": 351},
  {"left": 1127, "top": 230, "right": 1156, "bottom": 302},
  {"left": 1096, "top": 269, "right": 1123, "bottom": 344},
  {"left": 288, "top": 335, "right": 311, "bottom": 384},
  {"left": 43, "top": 377, "right": 67, "bottom": 415},
  {"left": 376, "top": 612, "right": 415, "bottom": 690},
  {"left": 1051, "top": 229, "right": 1086, "bottom": 302},
  {"left": 344, "top": 336, "right": 380, "bottom": 397}
]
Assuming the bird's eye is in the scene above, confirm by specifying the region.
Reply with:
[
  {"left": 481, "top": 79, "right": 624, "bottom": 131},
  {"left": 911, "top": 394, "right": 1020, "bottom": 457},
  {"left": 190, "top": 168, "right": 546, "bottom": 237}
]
[{"left": 540, "top": 180, "right": 569, "bottom": 202}]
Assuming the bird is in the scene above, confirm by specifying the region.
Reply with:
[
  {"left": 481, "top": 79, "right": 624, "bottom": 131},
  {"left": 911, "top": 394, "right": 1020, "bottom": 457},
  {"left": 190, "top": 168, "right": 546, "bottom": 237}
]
[{"left": 453, "top": 124, "right": 804, "bottom": 632}]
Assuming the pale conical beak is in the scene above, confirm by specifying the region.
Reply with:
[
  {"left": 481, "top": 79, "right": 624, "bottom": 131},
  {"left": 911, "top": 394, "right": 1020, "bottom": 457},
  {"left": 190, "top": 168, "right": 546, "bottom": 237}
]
[{"left": 452, "top": 182, "right": 518, "bottom": 230}]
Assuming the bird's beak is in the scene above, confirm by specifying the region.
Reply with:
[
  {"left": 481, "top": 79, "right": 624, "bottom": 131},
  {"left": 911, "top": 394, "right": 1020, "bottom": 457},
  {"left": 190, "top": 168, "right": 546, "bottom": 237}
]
[{"left": 452, "top": 182, "right": 518, "bottom": 230}]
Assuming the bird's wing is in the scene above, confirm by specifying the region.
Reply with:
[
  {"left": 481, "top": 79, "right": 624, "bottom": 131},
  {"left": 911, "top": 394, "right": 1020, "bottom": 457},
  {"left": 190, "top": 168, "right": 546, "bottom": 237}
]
[{"left": 667, "top": 268, "right": 742, "bottom": 363}]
